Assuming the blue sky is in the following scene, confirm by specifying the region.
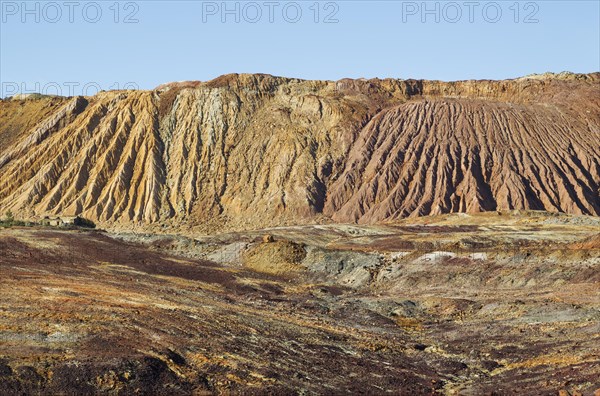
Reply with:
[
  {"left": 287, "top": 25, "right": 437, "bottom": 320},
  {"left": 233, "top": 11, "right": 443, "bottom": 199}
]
[{"left": 0, "top": 1, "right": 599, "bottom": 96}]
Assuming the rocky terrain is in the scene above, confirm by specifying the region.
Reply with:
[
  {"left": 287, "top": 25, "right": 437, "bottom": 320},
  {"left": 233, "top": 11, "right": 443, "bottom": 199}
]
[
  {"left": 0, "top": 72, "right": 599, "bottom": 394},
  {"left": 0, "top": 212, "right": 599, "bottom": 394},
  {"left": 0, "top": 73, "right": 598, "bottom": 232}
]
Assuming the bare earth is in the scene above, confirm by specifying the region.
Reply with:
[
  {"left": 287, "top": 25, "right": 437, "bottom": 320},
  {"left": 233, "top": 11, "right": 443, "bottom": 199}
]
[
  {"left": 1, "top": 212, "right": 599, "bottom": 395},
  {"left": 1, "top": 73, "right": 599, "bottom": 394},
  {"left": 0, "top": 73, "right": 598, "bottom": 232}
]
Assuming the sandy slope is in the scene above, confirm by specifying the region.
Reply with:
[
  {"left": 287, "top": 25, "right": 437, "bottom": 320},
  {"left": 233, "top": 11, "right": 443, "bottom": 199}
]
[{"left": 0, "top": 73, "right": 598, "bottom": 231}]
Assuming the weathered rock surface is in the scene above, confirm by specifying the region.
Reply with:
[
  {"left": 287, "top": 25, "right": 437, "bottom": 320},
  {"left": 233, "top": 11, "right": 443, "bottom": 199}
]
[
  {"left": 0, "top": 73, "right": 598, "bottom": 231},
  {"left": 1, "top": 212, "right": 599, "bottom": 394}
]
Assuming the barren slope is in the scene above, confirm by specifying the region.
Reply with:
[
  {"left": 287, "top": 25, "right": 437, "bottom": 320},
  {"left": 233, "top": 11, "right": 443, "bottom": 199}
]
[
  {"left": 1, "top": 213, "right": 599, "bottom": 395},
  {"left": 325, "top": 99, "right": 600, "bottom": 222},
  {"left": 0, "top": 73, "right": 598, "bottom": 231}
]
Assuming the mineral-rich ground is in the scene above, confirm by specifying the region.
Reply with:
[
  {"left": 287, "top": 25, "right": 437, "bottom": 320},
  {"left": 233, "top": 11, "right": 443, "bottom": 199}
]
[
  {"left": 1, "top": 212, "right": 599, "bottom": 395},
  {"left": 1, "top": 72, "right": 599, "bottom": 395},
  {"left": 1, "top": 73, "right": 599, "bottom": 232}
]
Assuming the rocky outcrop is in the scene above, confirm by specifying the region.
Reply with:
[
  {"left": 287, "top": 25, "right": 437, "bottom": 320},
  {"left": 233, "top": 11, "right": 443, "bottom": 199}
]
[{"left": 0, "top": 73, "right": 598, "bottom": 231}]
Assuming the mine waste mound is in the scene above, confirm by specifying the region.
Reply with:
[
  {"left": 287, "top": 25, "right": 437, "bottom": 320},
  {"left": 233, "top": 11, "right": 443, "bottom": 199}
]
[{"left": 0, "top": 72, "right": 598, "bottom": 231}]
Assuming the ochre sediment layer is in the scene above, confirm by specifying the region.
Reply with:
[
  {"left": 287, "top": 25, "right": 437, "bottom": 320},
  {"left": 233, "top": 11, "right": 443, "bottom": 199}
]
[{"left": 0, "top": 73, "right": 598, "bottom": 231}]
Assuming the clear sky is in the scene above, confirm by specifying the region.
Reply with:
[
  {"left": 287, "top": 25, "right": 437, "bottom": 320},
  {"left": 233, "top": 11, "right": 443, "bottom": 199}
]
[{"left": 0, "top": 0, "right": 599, "bottom": 96}]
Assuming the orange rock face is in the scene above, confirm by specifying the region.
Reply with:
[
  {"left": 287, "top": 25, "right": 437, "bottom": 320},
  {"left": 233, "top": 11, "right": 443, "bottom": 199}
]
[{"left": 0, "top": 73, "right": 598, "bottom": 231}]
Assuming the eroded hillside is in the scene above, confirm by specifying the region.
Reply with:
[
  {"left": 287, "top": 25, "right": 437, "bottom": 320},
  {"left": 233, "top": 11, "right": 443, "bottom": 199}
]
[{"left": 0, "top": 73, "right": 598, "bottom": 231}]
